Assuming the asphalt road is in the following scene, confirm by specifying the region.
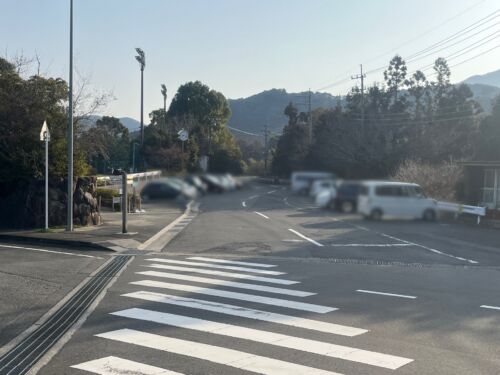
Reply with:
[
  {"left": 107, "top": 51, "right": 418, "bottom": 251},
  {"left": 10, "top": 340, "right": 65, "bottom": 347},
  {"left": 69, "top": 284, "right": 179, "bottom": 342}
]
[{"left": 8, "top": 181, "right": 500, "bottom": 374}]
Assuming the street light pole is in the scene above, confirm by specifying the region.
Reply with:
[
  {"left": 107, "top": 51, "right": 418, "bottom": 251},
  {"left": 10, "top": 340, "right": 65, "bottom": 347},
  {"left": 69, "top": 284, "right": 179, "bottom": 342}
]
[
  {"left": 135, "top": 48, "right": 145, "bottom": 147},
  {"left": 67, "top": 0, "right": 74, "bottom": 231}
]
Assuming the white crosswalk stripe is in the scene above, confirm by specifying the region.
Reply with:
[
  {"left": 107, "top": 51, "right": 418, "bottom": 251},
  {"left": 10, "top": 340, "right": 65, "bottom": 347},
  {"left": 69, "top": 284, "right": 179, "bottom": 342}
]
[
  {"left": 96, "top": 329, "right": 342, "bottom": 375},
  {"left": 146, "top": 258, "right": 285, "bottom": 275},
  {"left": 130, "top": 279, "right": 336, "bottom": 313},
  {"left": 136, "top": 270, "right": 315, "bottom": 297},
  {"left": 123, "top": 290, "right": 367, "bottom": 336},
  {"left": 72, "top": 256, "right": 415, "bottom": 374},
  {"left": 71, "top": 356, "right": 184, "bottom": 375},
  {"left": 144, "top": 263, "right": 299, "bottom": 285},
  {"left": 112, "top": 308, "right": 412, "bottom": 370},
  {"left": 186, "top": 256, "right": 276, "bottom": 268}
]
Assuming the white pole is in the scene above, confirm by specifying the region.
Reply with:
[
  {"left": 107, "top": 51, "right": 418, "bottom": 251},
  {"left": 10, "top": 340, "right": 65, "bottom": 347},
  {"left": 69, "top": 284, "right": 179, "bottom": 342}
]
[{"left": 45, "top": 133, "right": 49, "bottom": 230}]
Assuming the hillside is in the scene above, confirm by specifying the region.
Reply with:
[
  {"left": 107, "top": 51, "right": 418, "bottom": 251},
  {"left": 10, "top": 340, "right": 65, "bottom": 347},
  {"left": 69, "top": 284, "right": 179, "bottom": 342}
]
[
  {"left": 463, "top": 69, "right": 500, "bottom": 88},
  {"left": 227, "top": 89, "right": 341, "bottom": 136}
]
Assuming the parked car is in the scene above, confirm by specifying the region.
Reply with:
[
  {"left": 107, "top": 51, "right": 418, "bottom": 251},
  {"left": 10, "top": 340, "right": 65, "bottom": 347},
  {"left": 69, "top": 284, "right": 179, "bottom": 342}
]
[
  {"left": 291, "top": 171, "right": 335, "bottom": 195},
  {"left": 168, "top": 177, "right": 198, "bottom": 199},
  {"left": 333, "top": 181, "right": 363, "bottom": 212},
  {"left": 200, "top": 174, "right": 225, "bottom": 193},
  {"left": 309, "top": 179, "right": 336, "bottom": 198},
  {"left": 140, "top": 179, "right": 183, "bottom": 201},
  {"left": 358, "top": 181, "right": 437, "bottom": 221},
  {"left": 185, "top": 175, "right": 208, "bottom": 195}
]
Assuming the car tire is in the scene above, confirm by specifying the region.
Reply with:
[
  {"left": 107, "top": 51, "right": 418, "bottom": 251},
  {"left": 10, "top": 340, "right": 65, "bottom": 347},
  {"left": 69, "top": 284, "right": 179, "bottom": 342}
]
[
  {"left": 341, "top": 201, "right": 355, "bottom": 213},
  {"left": 423, "top": 209, "right": 436, "bottom": 222},
  {"left": 370, "top": 208, "right": 383, "bottom": 221}
]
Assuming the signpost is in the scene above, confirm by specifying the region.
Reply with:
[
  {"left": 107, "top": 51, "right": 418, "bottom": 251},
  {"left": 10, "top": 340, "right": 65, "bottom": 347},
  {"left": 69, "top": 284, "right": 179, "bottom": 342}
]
[
  {"left": 40, "top": 121, "right": 50, "bottom": 230},
  {"left": 178, "top": 129, "right": 188, "bottom": 153}
]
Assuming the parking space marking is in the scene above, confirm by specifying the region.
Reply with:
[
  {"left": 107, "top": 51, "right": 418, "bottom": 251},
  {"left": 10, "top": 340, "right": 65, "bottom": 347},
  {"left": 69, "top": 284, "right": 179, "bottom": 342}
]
[
  {"left": 0, "top": 244, "right": 103, "bottom": 259},
  {"left": 379, "top": 233, "right": 479, "bottom": 264},
  {"left": 480, "top": 305, "right": 500, "bottom": 311},
  {"left": 254, "top": 211, "right": 270, "bottom": 219},
  {"left": 288, "top": 229, "right": 324, "bottom": 247},
  {"left": 356, "top": 289, "right": 417, "bottom": 299}
]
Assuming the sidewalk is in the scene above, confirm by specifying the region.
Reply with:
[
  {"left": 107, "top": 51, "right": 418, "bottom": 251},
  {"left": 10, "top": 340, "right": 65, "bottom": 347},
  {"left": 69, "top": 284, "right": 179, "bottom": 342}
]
[{"left": 0, "top": 201, "right": 189, "bottom": 252}]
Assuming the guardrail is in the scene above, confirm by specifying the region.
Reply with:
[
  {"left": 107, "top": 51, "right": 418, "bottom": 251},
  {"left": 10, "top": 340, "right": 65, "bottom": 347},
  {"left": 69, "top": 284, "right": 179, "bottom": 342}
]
[{"left": 437, "top": 201, "right": 486, "bottom": 224}]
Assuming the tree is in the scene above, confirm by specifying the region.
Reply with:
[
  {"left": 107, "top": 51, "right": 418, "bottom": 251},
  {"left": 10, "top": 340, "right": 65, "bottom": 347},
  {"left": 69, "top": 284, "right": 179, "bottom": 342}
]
[
  {"left": 406, "top": 70, "right": 428, "bottom": 119},
  {"left": 474, "top": 95, "right": 500, "bottom": 160},
  {"left": 81, "top": 116, "right": 130, "bottom": 173},
  {"left": 384, "top": 55, "right": 407, "bottom": 104},
  {"left": 433, "top": 57, "right": 451, "bottom": 102},
  {"left": 0, "top": 57, "right": 89, "bottom": 188}
]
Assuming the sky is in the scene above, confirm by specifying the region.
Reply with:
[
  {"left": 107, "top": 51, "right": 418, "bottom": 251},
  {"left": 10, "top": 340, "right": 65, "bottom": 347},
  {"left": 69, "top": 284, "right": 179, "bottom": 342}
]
[{"left": 1, "top": 0, "right": 500, "bottom": 122}]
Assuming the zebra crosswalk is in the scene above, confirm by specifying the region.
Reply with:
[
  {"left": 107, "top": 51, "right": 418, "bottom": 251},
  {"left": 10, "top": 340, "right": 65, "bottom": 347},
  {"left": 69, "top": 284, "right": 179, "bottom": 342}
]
[{"left": 71, "top": 256, "right": 414, "bottom": 374}]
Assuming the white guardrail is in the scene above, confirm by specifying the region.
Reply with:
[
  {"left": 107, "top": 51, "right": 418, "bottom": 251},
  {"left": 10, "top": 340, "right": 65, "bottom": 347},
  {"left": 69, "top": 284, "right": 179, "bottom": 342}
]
[{"left": 437, "top": 201, "right": 486, "bottom": 224}]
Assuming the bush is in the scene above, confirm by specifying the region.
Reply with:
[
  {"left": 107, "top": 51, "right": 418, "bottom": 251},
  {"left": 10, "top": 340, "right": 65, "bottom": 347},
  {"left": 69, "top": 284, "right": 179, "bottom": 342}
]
[{"left": 391, "top": 159, "right": 463, "bottom": 202}]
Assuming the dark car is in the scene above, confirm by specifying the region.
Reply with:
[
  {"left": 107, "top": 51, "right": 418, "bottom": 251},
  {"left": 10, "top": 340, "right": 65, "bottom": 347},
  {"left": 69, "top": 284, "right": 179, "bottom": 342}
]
[
  {"left": 185, "top": 175, "right": 208, "bottom": 195},
  {"left": 140, "top": 180, "right": 183, "bottom": 201},
  {"left": 333, "top": 181, "right": 363, "bottom": 213},
  {"left": 199, "top": 174, "right": 225, "bottom": 193}
]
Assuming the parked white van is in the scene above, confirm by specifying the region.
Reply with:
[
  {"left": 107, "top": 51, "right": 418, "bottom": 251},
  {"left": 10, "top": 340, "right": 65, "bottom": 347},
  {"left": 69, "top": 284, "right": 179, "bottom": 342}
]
[
  {"left": 291, "top": 171, "right": 335, "bottom": 194},
  {"left": 358, "top": 181, "right": 437, "bottom": 221}
]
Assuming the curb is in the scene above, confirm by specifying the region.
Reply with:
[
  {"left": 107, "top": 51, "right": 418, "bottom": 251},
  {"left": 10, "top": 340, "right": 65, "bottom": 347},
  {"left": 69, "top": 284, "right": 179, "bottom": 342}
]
[{"left": 0, "top": 234, "right": 114, "bottom": 252}]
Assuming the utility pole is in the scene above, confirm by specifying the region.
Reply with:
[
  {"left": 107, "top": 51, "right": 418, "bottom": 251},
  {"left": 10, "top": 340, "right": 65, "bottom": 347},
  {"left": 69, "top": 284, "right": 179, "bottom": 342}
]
[
  {"left": 67, "top": 0, "right": 74, "bottom": 232},
  {"left": 351, "top": 64, "right": 366, "bottom": 128},
  {"left": 262, "top": 124, "right": 271, "bottom": 173}
]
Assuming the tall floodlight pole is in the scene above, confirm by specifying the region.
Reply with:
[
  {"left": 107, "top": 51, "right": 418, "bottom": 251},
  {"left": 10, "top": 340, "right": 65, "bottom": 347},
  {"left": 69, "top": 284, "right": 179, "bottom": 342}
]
[
  {"left": 135, "top": 48, "right": 145, "bottom": 147},
  {"left": 161, "top": 84, "right": 167, "bottom": 131},
  {"left": 67, "top": 0, "right": 74, "bottom": 231},
  {"left": 161, "top": 84, "right": 167, "bottom": 113}
]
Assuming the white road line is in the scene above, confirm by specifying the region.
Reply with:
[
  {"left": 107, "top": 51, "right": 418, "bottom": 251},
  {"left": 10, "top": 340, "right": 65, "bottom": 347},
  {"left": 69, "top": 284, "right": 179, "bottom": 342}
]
[
  {"left": 112, "top": 309, "right": 411, "bottom": 370},
  {"left": 145, "top": 258, "right": 284, "bottom": 275},
  {"left": 288, "top": 229, "right": 324, "bottom": 247},
  {"left": 254, "top": 211, "right": 270, "bottom": 219},
  {"left": 71, "top": 356, "right": 183, "bottom": 375},
  {"left": 248, "top": 195, "right": 259, "bottom": 200},
  {"left": 267, "top": 190, "right": 277, "bottom": 194},
  {"left": 282, "top": 239, "right": 305, "bottom": 242},
  {"left": 130, "top": 280, "right": 335, "bottom": 313},
  {"left": 0, "top": 244, "right": 102, "bottom": 259},
  {"left": 356, "top": 289, "right": 417, "bottom": 299},
  {"left": 379, "top": 233, "right": 479, "bottom": 264},
  {"left": 144, "top": 264, "right": 298, "bottom": 285},
  {"left": 480, "top": 305, "right": 500, "bottom": 311},
  {"left": 187, "top": 256, "right": 276, "bottom": 268},
  {"left": 242, "top": 201, "right": 246, "bottom": 207},
  {"left": 136, "top": 271, "right": 313, "bottom": 297},
  {"left": 97, "top": 329, "right": 341, "bottom": 375},
  {"left": 328, "top": 243, "right": 412, "bottom": 247},
  {"left": 123, "top": 291, "right": 365, "bottom": 336}
]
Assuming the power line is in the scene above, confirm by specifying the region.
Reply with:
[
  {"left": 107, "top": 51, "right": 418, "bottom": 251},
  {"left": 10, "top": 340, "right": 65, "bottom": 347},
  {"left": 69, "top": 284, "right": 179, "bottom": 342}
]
[
  {"left": 227, "top": 125, "right": 262, "bottom": 137},
  {"left": 313, "top": 0, "right": 489, "bottom": 92}
]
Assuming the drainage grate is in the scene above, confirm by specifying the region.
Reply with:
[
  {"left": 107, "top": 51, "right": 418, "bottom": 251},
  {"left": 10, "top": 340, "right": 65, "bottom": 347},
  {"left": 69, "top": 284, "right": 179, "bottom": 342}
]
[{"left": 0, "top": 255, "right": 131, "bottom": 375}]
